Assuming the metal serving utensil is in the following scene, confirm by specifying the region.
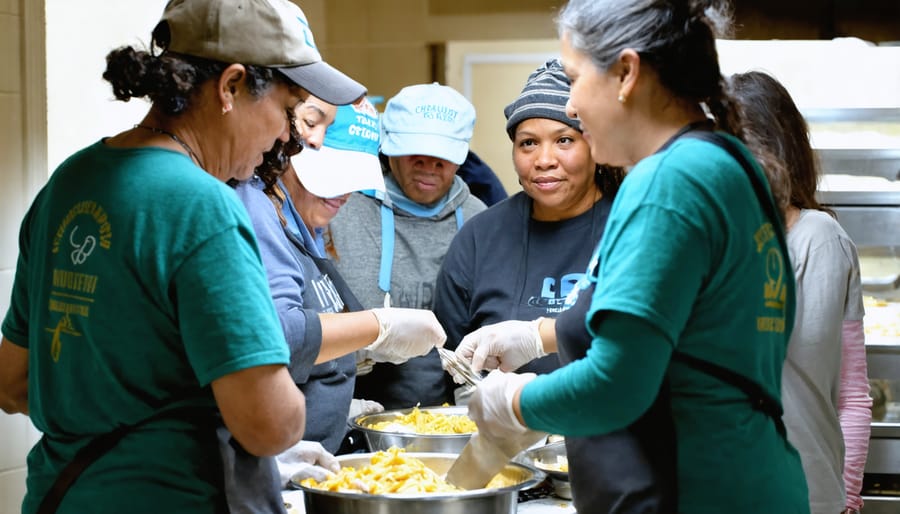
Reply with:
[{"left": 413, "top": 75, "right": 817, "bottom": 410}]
[{"left": 437, "top": 347, "right": 482, "bottom": 388}]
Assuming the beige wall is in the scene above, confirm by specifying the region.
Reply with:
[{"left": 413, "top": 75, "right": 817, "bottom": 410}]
[
  {"left": 444, "top": 40, "right": 560, "bottom": 195},
  {"left": 311, "top": 0, "right": 557, "bottom": 105},
  {"left": 306, "top": 2, "right": 560, "bottom": 195}
]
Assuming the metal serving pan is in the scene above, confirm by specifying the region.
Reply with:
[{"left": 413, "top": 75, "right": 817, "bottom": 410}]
[
  {"left": 350, "top": 406, "right": 475, "bottom": 453},
  {"left": 292, "top": 452, "right": 544, "bottom": 514}
]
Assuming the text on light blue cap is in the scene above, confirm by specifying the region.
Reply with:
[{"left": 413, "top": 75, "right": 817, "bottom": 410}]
[
  {"left": 379, "top": 83, "right": 475, "bottom": 165},
  {"left": 324, "top": 99, "right": 381, "bottom": 154}
]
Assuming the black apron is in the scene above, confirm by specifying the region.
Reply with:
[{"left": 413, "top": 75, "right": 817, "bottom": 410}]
[{"left": 555, "top": 281, "right": 678, "bottom": 514}]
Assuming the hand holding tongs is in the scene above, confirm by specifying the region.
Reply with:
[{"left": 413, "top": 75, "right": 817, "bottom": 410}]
[{"left": 437, "top": 347, "right": 482, "bottom": 388}]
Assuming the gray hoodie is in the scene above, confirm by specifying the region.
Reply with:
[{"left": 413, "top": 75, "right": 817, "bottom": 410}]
[{"left": 328, "top": 170, "right": 486, "bottom": 409}]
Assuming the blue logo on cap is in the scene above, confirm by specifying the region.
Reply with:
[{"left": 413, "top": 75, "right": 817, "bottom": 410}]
[{"left": 295, "top": 16, "right": 317, "bottom": 49}]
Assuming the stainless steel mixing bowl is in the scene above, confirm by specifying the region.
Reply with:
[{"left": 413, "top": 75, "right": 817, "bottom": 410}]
[
  {"left": 350, "top": 405, "right": 474, "bottom": 453},
  {"left": 521, "top": 440, "right": 571, "bottom": 500},
  {"left": 293, "top": 452, "right": 545, "bottom": 514}
]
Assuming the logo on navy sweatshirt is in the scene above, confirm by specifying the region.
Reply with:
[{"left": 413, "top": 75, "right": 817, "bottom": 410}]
[{"left": 528, "top": 273, "right": 585, "bottom": 314}]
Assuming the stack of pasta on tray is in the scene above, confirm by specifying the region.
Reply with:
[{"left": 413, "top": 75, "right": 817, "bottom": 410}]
[
  {"left": 301, "top": 447, "right": 459, "bottom": 494},
  {"left": 367, "top": 405, "right": 477, "bottom": 435}
]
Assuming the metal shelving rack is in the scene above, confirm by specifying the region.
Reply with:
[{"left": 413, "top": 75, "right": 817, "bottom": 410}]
[{"left": 808, "top": 108, "right": 900, "bottom": 513}]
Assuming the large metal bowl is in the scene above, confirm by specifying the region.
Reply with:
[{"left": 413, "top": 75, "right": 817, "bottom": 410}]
[
  {"left": 293, "top": 452, "right": 545, "bottom": 514},
  {"left": 520, "top": 440, "right": 571, "bottom": 499},
  {"left": 350, "top": 406, "right": 474, "bottom": 453}
]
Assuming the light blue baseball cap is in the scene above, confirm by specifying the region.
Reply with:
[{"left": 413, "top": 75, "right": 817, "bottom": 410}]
[
  {"left": 293, "top": 97, "right": 386, "bottom": 198},
  {"left": 380, "top": 83, "right": 476, "bottom": 166}
]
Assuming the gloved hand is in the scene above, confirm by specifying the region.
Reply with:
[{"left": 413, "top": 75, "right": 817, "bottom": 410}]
[
  {"left": 467, "top": 369, "right": 548, "bottom": 459},
  {"left": 275, "top": 440, "right": 340, "bottom": 487},
  {"left": 362, "top": 308, "right": 447, "bottom": 364},
  {"left": 348, "top": 398, "right": 384, "bottom": 419},
  {"left": 456, "top": 318, "right": 546, "bottom": 374}
]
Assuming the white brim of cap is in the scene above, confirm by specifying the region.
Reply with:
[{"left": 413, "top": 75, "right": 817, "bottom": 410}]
[
  {"left": 277, "top": 61, "right": 366, "bottom": 106},
  {"left": 293, "top": 146, "right": 386, "bottom": 198},
  {"left": 380, "top": 131, "right": 469, "bottom": 166}
]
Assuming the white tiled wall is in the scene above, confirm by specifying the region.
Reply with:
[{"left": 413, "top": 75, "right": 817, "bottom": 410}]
[{"left": 0, "top": 0, "right": 31, "bottom": 508}]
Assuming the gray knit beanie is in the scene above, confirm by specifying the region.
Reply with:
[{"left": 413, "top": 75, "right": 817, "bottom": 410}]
[{"left": 503, "top": 58, "right": 578, "bottom": 140}]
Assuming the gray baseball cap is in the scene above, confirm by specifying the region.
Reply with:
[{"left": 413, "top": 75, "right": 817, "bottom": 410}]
[{"left": 160, "top": 0, "right": 366, "bottom": 105}]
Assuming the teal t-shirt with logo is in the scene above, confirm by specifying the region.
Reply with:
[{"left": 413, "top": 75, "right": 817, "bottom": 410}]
[
  {"left": 520, "top": 134, "right": 807, "bottom": 513},
  {"left": 2, "top": 142, "right": 289, "bottom": 514}
]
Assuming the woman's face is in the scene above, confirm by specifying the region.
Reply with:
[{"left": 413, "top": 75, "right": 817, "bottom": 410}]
[
  {"left": 293, "top": 174, "right": 351, "bottom": 231},
  {"left": 388, "top": 154, "right": 459, "bottom": 205},
  {"left": 512, "top": 117, "right": 599, "bottom": 221},
  {"left": 560, "top": 32, "right": 623, "bottom": 167},
  {"left": 296, "top": 96, "right": 337, "bottom": 149},
  {"left": 227, "top": 81, "right": 306, "bottom": 181}
]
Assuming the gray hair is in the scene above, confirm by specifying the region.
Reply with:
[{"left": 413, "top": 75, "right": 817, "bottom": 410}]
[{"left": 557, "top": 0, "right": 740, "bottom": 135}]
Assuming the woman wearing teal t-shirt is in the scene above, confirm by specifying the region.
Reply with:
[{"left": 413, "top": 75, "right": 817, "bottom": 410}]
[
  {"left": 455, "top": 1, "right": 809, "bottom": 513},
  {"left": 0, "top": 1, "right": 369, "bottom": 512}
]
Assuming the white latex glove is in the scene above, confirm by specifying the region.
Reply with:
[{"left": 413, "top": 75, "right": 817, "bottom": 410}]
[
  {"left": 362, "top": 308, "right": 447, "bottom": 364},
  {"left": 275, "top": 440, "right": 340, "bottom": 487},
  {"left": 456, "top": 318, "right": 546, "bottom": 373},
  {"left": 467, "top": 369, "right": 548, "bottom": 459},
  {"left": 348, "top": 398, "right": 384, "bottom": 419}
]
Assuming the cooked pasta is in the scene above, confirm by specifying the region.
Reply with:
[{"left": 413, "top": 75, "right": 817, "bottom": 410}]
[
  {"left": 367, "top": 405, "right": 477, "bottom": 435},
  {"left": 301, "top": 447, "right": 521, "bottom": 494},
  {"left": 300, "top": 447, "right": 461, "bottom": 494},
  {"left": 484, "top": 468, "right": 521, "bottom": 489}
]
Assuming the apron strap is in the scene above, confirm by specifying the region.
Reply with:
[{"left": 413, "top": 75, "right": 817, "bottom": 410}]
[{"left": 672, "top": 351, "right": 787, "bottom": 438}]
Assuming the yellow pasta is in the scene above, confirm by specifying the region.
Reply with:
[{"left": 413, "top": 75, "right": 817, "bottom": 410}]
[
  {"left": 301, "top": 447, "right": 461, "bottom": 494},
  {"left": 301, "top": 447, "right": 521, "bottom": 494},
  {"left": 864, "top": 296, "right": 889, "bottom": 308},
  {"left": 484, "top": 469, "right": 521, "bottom": 489},
  {"left": 367, "top": 405, "right": 477, "bottom": 435}
]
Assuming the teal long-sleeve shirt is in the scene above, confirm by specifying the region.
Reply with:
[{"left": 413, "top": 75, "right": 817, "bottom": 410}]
[{"left": 520, "top": 311, "right": 672, "bottom": 436}]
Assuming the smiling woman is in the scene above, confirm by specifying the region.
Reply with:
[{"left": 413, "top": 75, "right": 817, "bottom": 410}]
[
  {"left": 434, "top": 58, "right": 625, "bottom": 383},
  {"left": 512, "top": 118, "right": 599, "bottom": 221}
]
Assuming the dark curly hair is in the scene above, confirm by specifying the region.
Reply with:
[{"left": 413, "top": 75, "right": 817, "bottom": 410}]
[
  {"left": 252, "top": 108, "right": 304, "bottom": 227},
  {"left": 595, "top": 164, "right": 627, "bottom": 199},
  {"left": 102, "top": 20, "right": 288, "bottom": 115}
]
